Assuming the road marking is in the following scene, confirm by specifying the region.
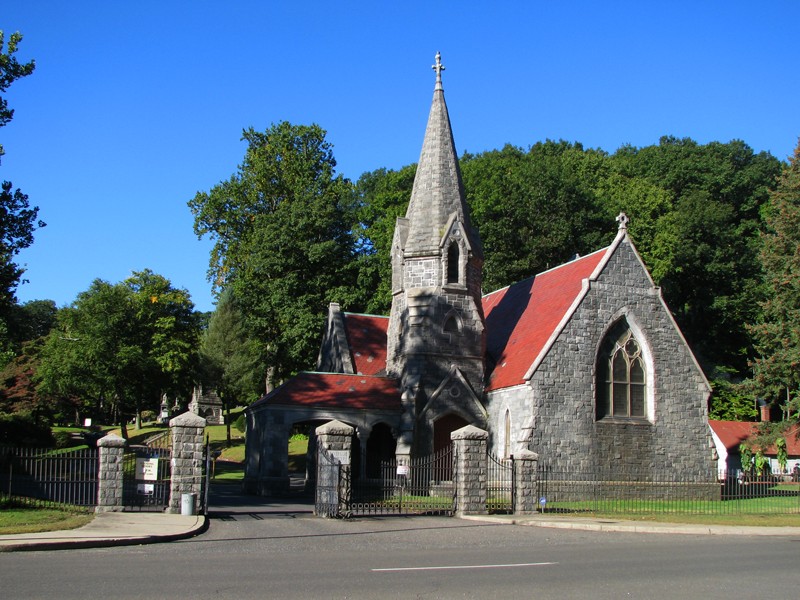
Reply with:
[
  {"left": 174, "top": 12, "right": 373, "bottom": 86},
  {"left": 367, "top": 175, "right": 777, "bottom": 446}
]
[{"left": 372, "top": 562, "right": 557, "bottom": 572}]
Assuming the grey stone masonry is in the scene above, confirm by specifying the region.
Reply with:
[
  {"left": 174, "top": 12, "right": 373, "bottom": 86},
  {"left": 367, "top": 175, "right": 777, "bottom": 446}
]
[
  {"left": 96, "top": 434, "right": 127, "bottom": 513},
  {"left": 513, "top": 449, "right": 539, "bottom": 515},
  {"left": 315, "top": 420, "right": 354, "bottom": 517},
  {"left": 451, "top": 425, "right": 488, "bottom": 516},
  {"left": 168, "top": 411, "right": 206, "bottom": 514}
]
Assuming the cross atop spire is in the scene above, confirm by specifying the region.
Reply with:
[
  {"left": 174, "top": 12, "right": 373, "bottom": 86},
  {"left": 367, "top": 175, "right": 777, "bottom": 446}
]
[{"left": 432, "top": 51, "right": 445, "bottom": 90}]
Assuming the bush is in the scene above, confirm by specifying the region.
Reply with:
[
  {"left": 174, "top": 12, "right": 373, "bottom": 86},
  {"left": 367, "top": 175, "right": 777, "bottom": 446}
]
[
  {"left": 0, "top": 412, "right": 55, "bottom": 447},
  {"left": 53, "top": 430, "right": 74, "bottom": 449},
  {"left": 233, "top": 413, "right": 246, "bottom": 434}
]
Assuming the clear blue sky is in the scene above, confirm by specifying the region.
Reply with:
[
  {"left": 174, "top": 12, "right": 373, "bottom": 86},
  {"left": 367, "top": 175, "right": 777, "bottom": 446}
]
[{"left": 2, "top": 1, "right": 798, "bottom": 313}]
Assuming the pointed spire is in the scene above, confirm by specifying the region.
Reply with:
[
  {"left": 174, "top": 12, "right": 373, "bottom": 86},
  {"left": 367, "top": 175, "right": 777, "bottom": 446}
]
[{"left": 403, "top": 53, "right": 482, "bottom": 258}]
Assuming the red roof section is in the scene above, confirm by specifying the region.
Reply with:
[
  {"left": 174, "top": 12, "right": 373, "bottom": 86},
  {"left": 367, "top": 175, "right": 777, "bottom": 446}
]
[
  {"left": 483, "top": 248, "right": 608, "bottom": 391},
  {"left": 709, "top": 420, "right": 800, "bottom": 456},
  {"left": 254, "top": 372, "right": 401, "bottom": 411},
  {"left": 344, "top": 313, "right": 388, "bottom": 375}
]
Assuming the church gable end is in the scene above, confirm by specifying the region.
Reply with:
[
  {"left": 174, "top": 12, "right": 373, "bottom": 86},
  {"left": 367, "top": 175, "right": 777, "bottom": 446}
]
[{"left": 521, "top": 227, "right": 713, "bottom": 478}]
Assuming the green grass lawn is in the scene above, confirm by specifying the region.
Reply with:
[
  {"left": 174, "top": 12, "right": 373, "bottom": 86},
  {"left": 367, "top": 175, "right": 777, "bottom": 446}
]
[
  {"left": 0, "top": 502, "right": 94, "bottom": 535},
  {"left": 537, "top": 510, "right": 800, "bottom": 527}
]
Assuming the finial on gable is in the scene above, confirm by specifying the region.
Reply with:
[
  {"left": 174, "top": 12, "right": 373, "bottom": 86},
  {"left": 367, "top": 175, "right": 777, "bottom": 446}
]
[
  {"left": 432, "top": 51, "right": 445, "bottom": 90},
  {"left": 616, "top": 212, "right": 629, "bottom": 231}
]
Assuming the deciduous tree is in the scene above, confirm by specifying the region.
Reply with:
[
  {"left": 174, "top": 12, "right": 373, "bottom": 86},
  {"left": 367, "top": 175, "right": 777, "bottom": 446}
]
[
  {"left": 37, "top": 272, "right": 200, "bottom": 434},
  {"left": 0, "top": 31, "right": 43, "bottom": 364},
  {"left": 189, "top": 123, "right": 361, "bottom": 383}
]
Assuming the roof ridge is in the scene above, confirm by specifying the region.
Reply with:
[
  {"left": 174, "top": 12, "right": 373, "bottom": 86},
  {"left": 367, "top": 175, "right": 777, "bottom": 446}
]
[{"left": 482, "top": 247, "right": 611, "bottom": 299}]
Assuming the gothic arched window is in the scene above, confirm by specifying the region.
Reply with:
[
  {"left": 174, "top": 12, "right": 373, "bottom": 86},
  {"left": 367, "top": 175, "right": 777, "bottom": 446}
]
[
  {"left": 447, "top": 242, "right": 460, "bottom": 284},
  {"left": 596, "top": 323, "right": 647, "bottom": 420}
]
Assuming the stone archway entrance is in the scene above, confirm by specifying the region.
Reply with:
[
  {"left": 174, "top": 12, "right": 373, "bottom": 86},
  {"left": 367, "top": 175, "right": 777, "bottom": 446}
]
[{"left": 433, "top": 413, "right": 470, "bottom": 454}]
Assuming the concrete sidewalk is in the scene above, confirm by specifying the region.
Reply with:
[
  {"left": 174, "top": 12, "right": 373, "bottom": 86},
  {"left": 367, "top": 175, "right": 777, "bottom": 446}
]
[
  {"left": 463, "top": 513, "right": 800, "bottom": 536},
  {"left": 0, "top": 512, "right": 207, "bottom": 552}
]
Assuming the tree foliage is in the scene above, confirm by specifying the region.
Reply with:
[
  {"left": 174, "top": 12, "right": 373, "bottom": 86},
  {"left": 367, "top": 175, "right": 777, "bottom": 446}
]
[
  {"left": 190, "top": 123, "right": 362, "bottom": 383},
  {"left": 0, "top": 30, "right": 35, "bottom": 156},
  {"left": 37, "top": 271, "right": 200, "bottom": 430},
  {"left": 610, "top": 137, "right": 781, "bottom": 376},
  {"left": 0, "top": 31, "right": 43, "bottom": 364}
]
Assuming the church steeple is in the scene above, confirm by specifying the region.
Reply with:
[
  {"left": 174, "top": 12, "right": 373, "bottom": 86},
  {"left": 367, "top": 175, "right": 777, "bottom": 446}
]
[
  {"left": 386, "top": 53, "right": 487, "bottom": 459},
  {"left": 403, "top": 52, "right": 482, "bottom": 259}
]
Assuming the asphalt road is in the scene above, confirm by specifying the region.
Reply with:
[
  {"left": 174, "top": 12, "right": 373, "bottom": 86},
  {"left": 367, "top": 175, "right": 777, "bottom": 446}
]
[{"left": 2, "top": 503, "right": 799, "bottom": 600}]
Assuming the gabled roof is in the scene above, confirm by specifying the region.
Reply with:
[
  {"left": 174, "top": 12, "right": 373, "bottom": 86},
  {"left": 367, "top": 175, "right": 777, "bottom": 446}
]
[
  {"left": 251, "top": 372, "right": 401, "bottom": 411},
  {"left": 483, "top": 247, "right": 608, "bottom": 391},
  {"left": 709, "top": 420, "right": 800, "bottom": 456},
  {"left": 343, "top": 313, "right": 388, "bottom": 376}
]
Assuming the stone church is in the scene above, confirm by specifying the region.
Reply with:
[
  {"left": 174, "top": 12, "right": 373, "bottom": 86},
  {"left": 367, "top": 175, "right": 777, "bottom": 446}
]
[{"left": 244, "top": 54, "right": 715, "bottom": 495}]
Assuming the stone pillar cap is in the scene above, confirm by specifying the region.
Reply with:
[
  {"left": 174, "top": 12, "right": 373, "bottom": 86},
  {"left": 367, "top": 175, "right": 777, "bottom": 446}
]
[
  {"left": 450, "top": 424, "right": 488, "bottom": 440},
  {"left": 316, "top": 420, "right": 355, "bottom": 436},
  {"left": 169, "top": 411, "right": 207, "bottom": 428},
  {"left": 513, "top": 449, "right": 539, "bottom": 461},
  {"left": 97, "top": 433, "right": 127, "bottom": 448}
]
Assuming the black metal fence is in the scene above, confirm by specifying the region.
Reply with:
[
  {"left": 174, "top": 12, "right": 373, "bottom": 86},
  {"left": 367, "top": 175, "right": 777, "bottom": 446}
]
[
  {"left": 0, "top": 447, "right": 98, "bottom": 508},
  {"left": 536, "top": 466, "right": 800, "bottom": 516},
  {"left": 487, "top": 453, "right": 514, "bottom": 513},
  {"left": 349, "top": 446, "right": 455, "bottom": 516}
]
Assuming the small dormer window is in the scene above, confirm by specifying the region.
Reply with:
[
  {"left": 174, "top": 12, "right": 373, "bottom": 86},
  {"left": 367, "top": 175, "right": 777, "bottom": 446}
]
[{"left": 447, "top": 242, "right": 460, "bottom": 284}]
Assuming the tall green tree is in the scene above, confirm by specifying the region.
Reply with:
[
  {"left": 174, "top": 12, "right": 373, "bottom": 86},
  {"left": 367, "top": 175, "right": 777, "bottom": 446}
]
[
  {"left": 610, "top": 137, "right": 781, "bottom": 378},
  {"left": 189, "top": 122, "right": 361, "bottom": 383},
  {"left": 749, "top": 139, "right": 800, "bottom": 422},
  {"left": 200, "top": 290, "right": 264, "bottom": 445},
  {"left": 462, "top": 141, "right": 612, "bottom": 293},
  {"left": 0, "top": 31, "right": 43, "bottom": 364},
  {"left": 37, "top": 272, "right": 200, "bottom": 434}
]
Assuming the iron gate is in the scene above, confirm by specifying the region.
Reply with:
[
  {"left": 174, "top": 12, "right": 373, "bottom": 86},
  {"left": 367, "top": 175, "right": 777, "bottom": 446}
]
[
  {"left": 346, "top": 446, "right": 455, "bottom": 517},
  {"left": 315, "top": 445, "right": 342, "bottom": 517},
  {"left": 487, "top": 453, "right": 514, "bottom": 513},
  {"left": 123, "top": 445, "right": 171, "bottom": 511}
]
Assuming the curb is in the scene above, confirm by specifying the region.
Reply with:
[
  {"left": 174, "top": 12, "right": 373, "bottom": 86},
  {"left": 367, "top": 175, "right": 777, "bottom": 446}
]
[{"left": 0, "top": 515, "right": 209, "bottom": 552}]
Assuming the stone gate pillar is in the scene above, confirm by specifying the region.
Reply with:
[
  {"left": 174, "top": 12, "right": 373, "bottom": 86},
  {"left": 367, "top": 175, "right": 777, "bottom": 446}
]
[
  {"left": 513, "top": 449, "right": 539, "bottom": 515},
  {"left": 314, "top": 420, "right": 354, "bottom": 517},
  {"left": 168, "top": 411, "right": 206, "bottom": 514},
  {"left": 96, "top": 434, "right": 127, "bottom": 512},
  {"left": 451, "top": 425, "right": 488, "bottom": 516}
]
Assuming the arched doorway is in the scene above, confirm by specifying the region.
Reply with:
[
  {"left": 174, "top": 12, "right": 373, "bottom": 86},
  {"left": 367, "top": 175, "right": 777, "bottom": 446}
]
[
  {"left": 365, "top": 423, "right": 397, "bottom": 478},
  {"left": 433, "top": 413, "right": 470, "bottom": 454}
]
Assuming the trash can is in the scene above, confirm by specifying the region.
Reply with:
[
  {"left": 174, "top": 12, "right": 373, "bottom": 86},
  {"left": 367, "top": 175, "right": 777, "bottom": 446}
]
[{"left": 181, "top": 492, "right": 197, "bottom": 516}]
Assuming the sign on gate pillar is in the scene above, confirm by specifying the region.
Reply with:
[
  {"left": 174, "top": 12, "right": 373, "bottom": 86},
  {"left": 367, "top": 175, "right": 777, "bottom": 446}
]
[{"left": 136, "top": 457, "right": 158, "bottom": 495}]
